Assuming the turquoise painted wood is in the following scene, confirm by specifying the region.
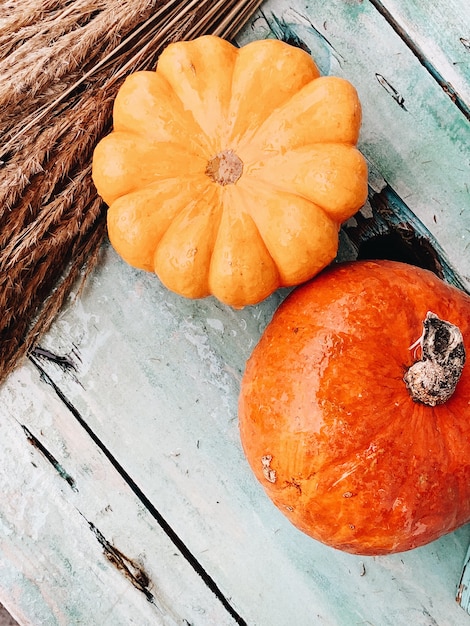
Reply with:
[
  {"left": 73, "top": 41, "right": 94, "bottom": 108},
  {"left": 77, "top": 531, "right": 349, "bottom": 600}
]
[
  {"left": 370, "top": 0, "right": 470, "bottom": 109},
  {"left": 0, "top": 1, "right": 469, "bottom": 625},
  {"left": 0, "top": 356, "right": 239, "bottom": 625}
]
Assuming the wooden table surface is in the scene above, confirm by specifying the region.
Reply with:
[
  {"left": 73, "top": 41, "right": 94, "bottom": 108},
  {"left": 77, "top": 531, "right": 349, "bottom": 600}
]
[{"left": 1, "top": 1, "right": 470, "bottom": 624}]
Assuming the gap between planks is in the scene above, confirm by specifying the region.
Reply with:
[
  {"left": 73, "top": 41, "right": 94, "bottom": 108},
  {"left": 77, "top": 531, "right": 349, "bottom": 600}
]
[
  {"left": 367, "top": 0, "right": 470, "bottom": 119},
  {"left": 27, "top": 353, "right": 248, "bottom": 626}
]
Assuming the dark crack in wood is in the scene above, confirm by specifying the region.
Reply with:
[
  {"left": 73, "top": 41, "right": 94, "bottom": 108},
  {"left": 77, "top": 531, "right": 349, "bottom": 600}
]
[
  {"left": 21, "top": 424, "right": 78, "bottom": 492},
  {"left": 368, "top": 0, "right": 470, "bottom": 120},
  {"left": 87, "top": 520, "right": 156, "bottom": 605},
  {"left": 29, "top": 346, "right": 79, "bottom": 372},
  {"left": 29, "top": 357, "right": 248, "bottom": 625}
]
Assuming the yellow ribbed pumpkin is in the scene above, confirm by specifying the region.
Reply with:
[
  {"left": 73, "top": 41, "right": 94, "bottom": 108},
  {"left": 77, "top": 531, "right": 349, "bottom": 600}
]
[{"left": 92, "top": 35, "right": 368, "bottom": 307}]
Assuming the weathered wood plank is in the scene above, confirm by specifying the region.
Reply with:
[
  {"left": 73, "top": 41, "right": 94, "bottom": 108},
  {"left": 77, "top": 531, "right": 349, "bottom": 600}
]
[
  {"left": 236, "top": 0, "right": 470, "bottom": 289},
  {"left": 15, "top": 241, "right": 470, "bottom": 626},
  {"left": 374, "top": 0, "right": 470, "bottom": 112},
  {"left": 342, "top": 160, "right": 470, "bottom": 292},
  {"left": 0, "top": 363, "right": 239, "bottom": 626}
]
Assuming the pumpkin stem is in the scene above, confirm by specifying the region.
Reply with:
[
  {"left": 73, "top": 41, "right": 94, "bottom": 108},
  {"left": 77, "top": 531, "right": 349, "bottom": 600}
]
[
  {"left": 205, "top": 149, "right": 243, "bottom": 186},
  {"left": 404, "top": 311, "right": 466, "bottom": 406}
]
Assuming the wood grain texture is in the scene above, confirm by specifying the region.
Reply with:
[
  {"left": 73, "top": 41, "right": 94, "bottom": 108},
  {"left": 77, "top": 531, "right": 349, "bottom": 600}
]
[
  {"left": 0, "top": 358, "right": 239, "bottom": 625},
  {"left": 370, "top": 0, "right": 470, "bottom": 113}
]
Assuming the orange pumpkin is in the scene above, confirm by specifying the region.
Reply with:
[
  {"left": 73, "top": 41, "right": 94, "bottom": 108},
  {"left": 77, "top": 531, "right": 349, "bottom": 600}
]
[
  {"left": 92, "top": 35, "right": 368, "bottom": 307},
  {"left": 238, "top": 260, "right": 470, "bottom": 555}
]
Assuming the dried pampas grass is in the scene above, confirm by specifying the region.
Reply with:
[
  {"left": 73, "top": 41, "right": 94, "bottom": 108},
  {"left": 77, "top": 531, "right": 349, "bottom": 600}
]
[{"left": 0, "top": 0, "right": 263, "bottom": 383}]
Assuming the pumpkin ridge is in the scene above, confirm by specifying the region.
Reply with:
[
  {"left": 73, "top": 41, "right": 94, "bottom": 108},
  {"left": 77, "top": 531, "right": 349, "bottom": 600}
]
[
  {"left": 216, "top": 183, "right": 280, "bottom": 273},
  {"left": 239, "top": 177, "right": 339, "bottom": 287},
  {"left": 137, "top": 172, "right": 209, "bottom": 193},
  {"left": 238, "top": 75, "right": 362, "bottom": 158},
  {"left": 113, "top": 70, "right": 214, "bottom": 156},
  {"left": 207, "top": 184, "right": 281, "bottom": 307},
  {"left": 225, "top": 38, "right": 320, "bottom": 146},
  {"left": 122, "top": 129, "right": 213, "bottom": 160},
  {"left": 110, "top": 172, "right": 210, "bottom": 211},
  {"left": 106, "top": 175, "right": 213, "bottom": 272},
  {"left": 153, "top": 182, "right": 221, "bottom": 298},
  {"left": 155, "top": 36, "right": 238, "bottom": 153},
  {"left": 222, "top": 179, "right": 307, "bottom": 286},
  {"left": 241, "top": 143, "right": 367, "bottom": 222},
  {"left": 249, "top": 172, "right": 335, "bottom": 222},
  {"left": 92, "top": 130, "right": 209, "bottom": 206},
  {"left": 240, "top": 175, "right": 334, "bottom": 223},
  {"left": 154, "top": 178, "right": 219, "bottom": 240}
]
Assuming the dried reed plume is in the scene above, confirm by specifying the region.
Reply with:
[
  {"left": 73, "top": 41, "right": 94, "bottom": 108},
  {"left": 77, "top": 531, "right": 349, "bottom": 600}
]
[{"left": 0, "top": 0, "right": 263, "bottom": 383}]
